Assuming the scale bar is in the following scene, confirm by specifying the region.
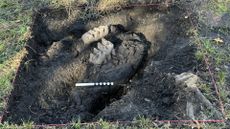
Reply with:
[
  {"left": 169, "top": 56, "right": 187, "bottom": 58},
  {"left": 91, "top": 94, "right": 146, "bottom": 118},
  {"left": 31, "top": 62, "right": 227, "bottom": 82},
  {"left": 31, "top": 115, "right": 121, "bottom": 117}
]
[{"left": 75, "top": 82, "right": 114, "bottom": 87}]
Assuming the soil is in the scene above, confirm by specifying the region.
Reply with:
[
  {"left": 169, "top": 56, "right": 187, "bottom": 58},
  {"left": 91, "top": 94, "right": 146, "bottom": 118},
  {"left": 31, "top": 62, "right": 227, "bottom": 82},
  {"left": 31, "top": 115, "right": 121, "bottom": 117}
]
[{"left": 2, "top": 4, "right": 213, "bottom": 124}]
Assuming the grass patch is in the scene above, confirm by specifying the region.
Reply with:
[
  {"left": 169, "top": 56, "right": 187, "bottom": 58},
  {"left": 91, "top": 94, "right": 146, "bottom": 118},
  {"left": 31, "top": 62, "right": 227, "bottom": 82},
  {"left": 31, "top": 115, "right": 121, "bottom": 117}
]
[
  {"left": 0, "top": 0, "right": 49, "bottom": 120},
  {"left": 0, "top": 0, "right": 52, "bottom": 64},
  {"left": 97, "top": 0, "right": 128, "bottom": 11},
  {"left": 0, "top": 71, "right": 13, "bottom": 112},
  {"left": 0, "top": 121, "right": 34, "bottom": 129},
  {"left": 194, "top": 0, "right": 230, "bottom": 123},
  {"left": 0, "top": 49, "right": 26, "bottom": 113},
  {"left": 0, "top": 44, "right": 5, "bottom": 54},
  {"left": 208, "top": 0, "right": 230, "bottom": 15},
  {"left": 217, "top": 71, "right": 226, "bottom": 86},
  {"left": 195, "top": 37, "right": 229, "bottom": 67},
  {"left": 0, "top": 117, "right": 169, "bottom": 129},
  {"left": 194, "top": 35, "right": 230, "bottom": 120}
]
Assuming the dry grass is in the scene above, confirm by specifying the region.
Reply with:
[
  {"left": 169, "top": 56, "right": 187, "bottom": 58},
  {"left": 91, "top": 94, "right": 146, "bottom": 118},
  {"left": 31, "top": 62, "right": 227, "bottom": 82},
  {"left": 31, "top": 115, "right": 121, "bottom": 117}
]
[
  {"left": 97, "top": 0, "right": 128, "bottom": 11},
  {"left": 51, "top": 0, "right": 129, "bottom": 12},
  {"left": 0, "top": 48, "right": 27, "bottom": 113},
  {"left": 0, "top": 48, "right": 27, "bottom": 74},
  {"left": 52, "top": 0, "right": 87, "bottom": 6},
  {"left": 208, "top": 0, "right": 230, "bottom": 15},
  {"left": 193, "top": 0, "right": 230, "bottom": 122}
]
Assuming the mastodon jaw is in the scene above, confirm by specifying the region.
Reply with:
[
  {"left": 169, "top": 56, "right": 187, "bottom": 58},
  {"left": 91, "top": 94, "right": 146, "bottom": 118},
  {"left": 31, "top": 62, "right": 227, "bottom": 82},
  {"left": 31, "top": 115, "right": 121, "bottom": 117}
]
[{"left": 81, "top": 26, "right": 109, "bottom": 45}]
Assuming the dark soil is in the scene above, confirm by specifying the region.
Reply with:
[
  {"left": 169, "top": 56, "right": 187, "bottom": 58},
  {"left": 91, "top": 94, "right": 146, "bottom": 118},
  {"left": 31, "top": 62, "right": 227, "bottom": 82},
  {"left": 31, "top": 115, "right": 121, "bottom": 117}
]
[{"left": 3, "top": 5, "right": 201, "bottom": 124}]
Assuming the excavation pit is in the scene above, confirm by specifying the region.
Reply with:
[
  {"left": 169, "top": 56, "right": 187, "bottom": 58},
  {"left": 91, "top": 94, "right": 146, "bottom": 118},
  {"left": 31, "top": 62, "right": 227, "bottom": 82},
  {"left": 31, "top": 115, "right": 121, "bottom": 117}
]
[{"left": 3, "top": 4, "right": 214, "bottom": 124}]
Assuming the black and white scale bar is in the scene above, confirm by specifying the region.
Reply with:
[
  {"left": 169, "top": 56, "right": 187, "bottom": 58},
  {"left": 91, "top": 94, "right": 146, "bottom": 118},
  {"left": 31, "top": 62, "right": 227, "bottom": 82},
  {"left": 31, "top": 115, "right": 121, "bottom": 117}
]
[{"left": 75, "top": 82, "right": 114, "bottom": 87}]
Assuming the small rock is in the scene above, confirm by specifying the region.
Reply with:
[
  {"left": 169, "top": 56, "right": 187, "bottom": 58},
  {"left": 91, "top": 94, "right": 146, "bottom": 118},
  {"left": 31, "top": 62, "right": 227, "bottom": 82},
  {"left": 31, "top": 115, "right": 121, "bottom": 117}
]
[
  {"left": 215, "top": 67, "right": 220, "bottom": 71},
  {"left": 144, "top": 98, "right": 151, "bottom": 102},
  {"left": 175, "top": 72, "right": 199, "bottom": 87}
]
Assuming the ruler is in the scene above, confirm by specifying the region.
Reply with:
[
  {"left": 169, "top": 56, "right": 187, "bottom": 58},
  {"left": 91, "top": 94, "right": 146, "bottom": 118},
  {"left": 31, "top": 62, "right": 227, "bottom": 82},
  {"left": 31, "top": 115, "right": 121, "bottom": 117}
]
[{"left": 75, "top": 82, "right": 114, "bottom": 87}]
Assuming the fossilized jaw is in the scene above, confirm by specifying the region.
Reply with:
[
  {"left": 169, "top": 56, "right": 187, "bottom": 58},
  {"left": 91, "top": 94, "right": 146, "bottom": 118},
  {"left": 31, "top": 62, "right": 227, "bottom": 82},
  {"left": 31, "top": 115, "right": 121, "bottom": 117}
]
[
  {"left": 81, "top": 24, "right": 125, "bottom": 45},
  {"left": 89, "top": 38, "right": 114, "bottom": 65},
  {"left": 81, "top": 26, "right": 109, "bottom": 45}
]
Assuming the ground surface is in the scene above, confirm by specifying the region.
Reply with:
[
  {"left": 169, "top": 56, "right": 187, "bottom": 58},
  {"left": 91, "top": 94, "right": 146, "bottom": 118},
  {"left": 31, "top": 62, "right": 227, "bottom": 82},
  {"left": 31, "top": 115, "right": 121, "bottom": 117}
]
[{"left": 0, "top": 0, "right": 230, "bottom": 128}]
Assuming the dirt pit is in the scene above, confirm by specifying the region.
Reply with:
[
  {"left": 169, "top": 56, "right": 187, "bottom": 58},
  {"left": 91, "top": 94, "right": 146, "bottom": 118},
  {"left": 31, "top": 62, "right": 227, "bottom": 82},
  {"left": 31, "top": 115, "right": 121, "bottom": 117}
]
[{"left": 3, "top": 4, "right": 223, "bottom": 124}]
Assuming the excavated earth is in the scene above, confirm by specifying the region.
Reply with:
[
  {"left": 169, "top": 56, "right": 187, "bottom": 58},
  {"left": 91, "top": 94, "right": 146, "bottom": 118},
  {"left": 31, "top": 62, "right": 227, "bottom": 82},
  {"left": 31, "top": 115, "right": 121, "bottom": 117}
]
[{"left": 2, "top": 3, "right": 224, "bottom": 124}]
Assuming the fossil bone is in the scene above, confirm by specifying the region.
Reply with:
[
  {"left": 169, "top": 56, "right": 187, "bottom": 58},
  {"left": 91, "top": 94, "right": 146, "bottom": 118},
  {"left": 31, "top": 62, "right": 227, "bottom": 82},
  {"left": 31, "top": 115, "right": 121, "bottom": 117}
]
[
  {"left": 89, "top": 50, "right": 106, "bottom": 65},
  {"left": 98, "top": 38, "right": 114, "bottom": 55},
  {"left": 81, "top": 24, "right": 125, "bottom": 45},
  {"left": 81, "top": 26, "right": 109, "bottom": 44},
  {"left": 89, "top": 38, "right": 114, "bottom": 65}
]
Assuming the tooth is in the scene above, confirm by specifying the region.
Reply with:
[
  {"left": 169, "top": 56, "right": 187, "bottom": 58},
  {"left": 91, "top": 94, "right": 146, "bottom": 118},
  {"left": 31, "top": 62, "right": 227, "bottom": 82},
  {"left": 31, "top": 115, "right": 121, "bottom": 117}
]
[
  {"left": 101, "top": 38, "right": 109, "bottom": 46},
  {"left": 88, "top": 30, "right": 95, "bottom": 35},
  {"left": 97, "top": 42, "right": 107, "bottom": 52},
  {"left": 89, "top": 53, "right": 96, "bottom": 62},
  {"left": 112, "top": 49, "right": 116, "bottom": 55},
  {"left": 107, "top": 54, "right": 111, "bottom": 60},
  {"left": 89, "top": 47, "right": 107, "bottom": 65},
  {"left": 93, "top": 48, "right": 100, "bottom": 54}
]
